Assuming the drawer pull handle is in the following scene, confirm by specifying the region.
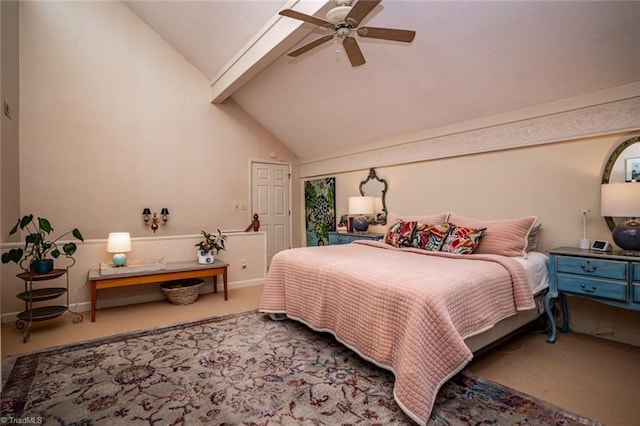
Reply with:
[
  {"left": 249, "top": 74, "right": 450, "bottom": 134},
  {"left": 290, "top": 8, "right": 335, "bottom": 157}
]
[
  {"left": 580, "top": 283, "right": 597, "bottom": 293},
  {"left": 580, "top": 261, "right": 597, "bottom": 273}
]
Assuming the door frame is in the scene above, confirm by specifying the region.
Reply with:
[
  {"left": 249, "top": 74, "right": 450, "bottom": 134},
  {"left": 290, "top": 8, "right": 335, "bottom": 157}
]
[{"left": 248, "top": 158, "right": 293, "bottom": 252}]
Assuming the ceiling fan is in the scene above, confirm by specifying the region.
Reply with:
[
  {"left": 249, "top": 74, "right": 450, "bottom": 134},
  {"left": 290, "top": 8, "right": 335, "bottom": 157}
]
[{"left": 279, "top": 0, "right": 416, "bottom": 67}]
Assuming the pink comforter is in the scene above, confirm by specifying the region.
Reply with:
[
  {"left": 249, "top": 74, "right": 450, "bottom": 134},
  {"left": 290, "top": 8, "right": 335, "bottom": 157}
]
[{"left": 259, "top": 240, "right": 534, "bottom": 424}]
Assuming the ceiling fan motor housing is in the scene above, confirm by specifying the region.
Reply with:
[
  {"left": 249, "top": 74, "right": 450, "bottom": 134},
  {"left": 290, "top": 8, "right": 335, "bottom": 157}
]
[{"left": 326, "top": 6, "right": 352, "bottom": 26}]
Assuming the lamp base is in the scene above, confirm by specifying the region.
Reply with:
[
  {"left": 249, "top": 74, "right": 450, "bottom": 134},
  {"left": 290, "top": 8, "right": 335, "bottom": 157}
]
[
  {"left": 612, "top": 219, "right": 640, "bottom": 251},
  {"left": 352, "top": 216, "right": 369, "bottom": 232},
  {"left": 112, "top": 253, "right": 127, "bottom": 267}
]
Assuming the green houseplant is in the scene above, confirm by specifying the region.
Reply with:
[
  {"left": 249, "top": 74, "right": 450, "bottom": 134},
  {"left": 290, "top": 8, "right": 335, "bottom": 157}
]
[
  {"left": 1, "top": 214, "right": 84, "bottom": 274},
  {"left": 195, "top": 229, "right": 227, "bottom": 264}
]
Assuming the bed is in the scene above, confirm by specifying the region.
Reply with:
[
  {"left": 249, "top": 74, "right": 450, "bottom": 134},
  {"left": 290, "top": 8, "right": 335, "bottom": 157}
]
[{"left": 259, "top": 213, "right": 548, "bottom": 425}]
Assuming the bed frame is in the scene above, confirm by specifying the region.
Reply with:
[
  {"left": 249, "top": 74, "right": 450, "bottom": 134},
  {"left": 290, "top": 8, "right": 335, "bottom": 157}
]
[{"left": 466, "top": 290, "right": 546, "bottom": 354}]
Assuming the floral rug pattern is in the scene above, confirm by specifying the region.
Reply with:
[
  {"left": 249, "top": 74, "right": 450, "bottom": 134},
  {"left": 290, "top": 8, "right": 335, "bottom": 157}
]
[{"left": 1, "top": 311, "right": 599, "bottom": 425}]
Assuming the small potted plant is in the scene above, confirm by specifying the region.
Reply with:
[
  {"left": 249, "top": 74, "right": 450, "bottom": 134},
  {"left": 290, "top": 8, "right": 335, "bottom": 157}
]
[
  {"left": 195, "top": 229, "right": 227, "bottom": 264},
  {"left": 1, "top": 214, "right": 84, "bottom": 274}
]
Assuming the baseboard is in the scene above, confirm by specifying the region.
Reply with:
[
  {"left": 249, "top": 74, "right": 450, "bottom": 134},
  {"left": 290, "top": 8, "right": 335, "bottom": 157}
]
[
  {"left": 569, "top": 320, "right": 640, "bottom": 347},
  {"left": 0, "top": 279, "right": 264, "bottom": 324}
]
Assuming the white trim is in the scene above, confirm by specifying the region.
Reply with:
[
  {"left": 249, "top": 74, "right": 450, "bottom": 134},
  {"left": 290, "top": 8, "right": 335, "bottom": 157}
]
[
  {"left": 210, "top": 1, "right": 332, "bottom": 103},
  {"left": 0, "top": 231, "right": 266, "bottom": 248},
  {"left": 299, "top": 94, "right": 640, "bottom": 178}
]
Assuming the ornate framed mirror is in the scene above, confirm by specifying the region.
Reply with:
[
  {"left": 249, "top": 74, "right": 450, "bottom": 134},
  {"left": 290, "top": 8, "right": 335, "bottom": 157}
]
[
  {"left": 359, "top": 168, "right": 388, "bottom": 225},
  {"left": 601, "top": 135, "right": 640, "bottom": 231}
]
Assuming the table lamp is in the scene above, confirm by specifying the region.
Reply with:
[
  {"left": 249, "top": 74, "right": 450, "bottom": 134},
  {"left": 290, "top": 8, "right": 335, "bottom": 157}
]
[
  {"left": 601, "top": 183, "right": 640, "bottom": 251},
  {"left": 348, "top": 196, "right": 374, "bottom": 232},
  {"left": 107, "top": 232, "right": 132, "bottom": 266}
]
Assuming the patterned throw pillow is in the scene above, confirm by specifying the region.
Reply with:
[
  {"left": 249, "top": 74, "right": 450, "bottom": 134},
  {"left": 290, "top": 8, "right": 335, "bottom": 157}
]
[
  {"left": 411, "top": 222, "right": 452, "bottom": 251},
  {"left": 441, "top": 225, "right": 487, "bottom": 255},
  {"left": 385, "top": 220, "right": 417, "bottom": 247}
]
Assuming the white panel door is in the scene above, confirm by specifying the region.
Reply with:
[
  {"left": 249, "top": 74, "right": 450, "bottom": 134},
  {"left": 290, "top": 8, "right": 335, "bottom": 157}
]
[{"left": 252, "top": 162, "right": 290, "bottom": 266}]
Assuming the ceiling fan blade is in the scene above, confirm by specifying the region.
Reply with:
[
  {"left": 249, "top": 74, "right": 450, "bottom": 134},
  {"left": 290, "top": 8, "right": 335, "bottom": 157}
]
[
  {"left": 287, "top": 34, "right": 335, "bottom": 57},
  {"left": 343, "top": 37, "right": 366, "bottom": 67},
  {"left": 357, "top": 26, "right": 416, "bottom": 43},
  {"left": 345, "top": 0, "right": 381, "bottom": 27},
  {"left": 279, "top": 9, "right": 334, "bottom": 29}
]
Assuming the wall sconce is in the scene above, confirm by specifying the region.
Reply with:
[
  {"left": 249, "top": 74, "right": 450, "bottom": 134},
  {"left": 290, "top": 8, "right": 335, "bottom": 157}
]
[{"left": 143, "top": 207, "right": 169, "bottom": 233}]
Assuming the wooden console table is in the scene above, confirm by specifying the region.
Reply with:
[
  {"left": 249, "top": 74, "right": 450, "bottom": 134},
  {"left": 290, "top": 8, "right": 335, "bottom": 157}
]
[{"left": 88, "top": 260, "right": 228, "bottom": 322}]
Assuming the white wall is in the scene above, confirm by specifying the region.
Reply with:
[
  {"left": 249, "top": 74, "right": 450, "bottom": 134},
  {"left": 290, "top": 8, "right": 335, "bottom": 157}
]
[
  {"left": 331, "top": 134, "right": 625, "bottom": 250},
  {"left": 1, "top": 1, "right": 300, "bottom": 319},
  {"left": 16, "top": 1, "right": 298, "bottom": 238}
]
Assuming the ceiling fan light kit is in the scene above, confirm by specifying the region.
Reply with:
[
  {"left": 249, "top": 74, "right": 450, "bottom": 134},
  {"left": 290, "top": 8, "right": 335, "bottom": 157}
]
[{"left": 279, "top": 0, "right": 416, "bottom": 67}]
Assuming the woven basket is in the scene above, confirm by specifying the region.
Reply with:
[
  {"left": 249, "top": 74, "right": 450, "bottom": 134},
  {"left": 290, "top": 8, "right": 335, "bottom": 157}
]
[{"left": 160, "top": 278, "right": 204, "bottom": 305}]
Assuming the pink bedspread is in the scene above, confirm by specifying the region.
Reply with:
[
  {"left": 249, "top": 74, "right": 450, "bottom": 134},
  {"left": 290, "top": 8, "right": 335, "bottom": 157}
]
[{"left": 259, "top": 240, "right": 534, "bottom": 425}]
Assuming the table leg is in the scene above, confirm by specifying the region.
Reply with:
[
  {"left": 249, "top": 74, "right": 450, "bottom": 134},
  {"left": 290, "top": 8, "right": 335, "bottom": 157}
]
[
  {"left": 223, "top": 268, "right": 228, "bottom": 300},
  {"left": 543, "top": 291, "right": 556, "bottom": 343},
  {"left": 91, "top": 281, "right": 97, "bottom": 322},
  {"left": 213, "top": 275, "right": 218, "bottom": 293}
]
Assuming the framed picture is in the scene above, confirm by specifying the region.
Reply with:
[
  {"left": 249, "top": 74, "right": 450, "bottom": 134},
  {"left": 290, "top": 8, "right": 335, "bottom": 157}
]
[
  {"left": 304, "top": 177, "right": 336, "bottom": 246},
  {"left": 626, "top": 157, "right": 640, "bottom": 181}
]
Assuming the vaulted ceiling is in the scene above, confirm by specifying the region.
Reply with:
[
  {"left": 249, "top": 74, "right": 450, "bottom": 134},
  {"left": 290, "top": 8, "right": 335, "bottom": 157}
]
[{"left": 124, "top": 1, "right": 640, "bottom": 161}]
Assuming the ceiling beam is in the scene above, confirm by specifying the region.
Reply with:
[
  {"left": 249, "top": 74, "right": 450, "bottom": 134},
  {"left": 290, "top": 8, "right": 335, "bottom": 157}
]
[{"left": 210, "top": 0, "right": 332, "bottom": 104}]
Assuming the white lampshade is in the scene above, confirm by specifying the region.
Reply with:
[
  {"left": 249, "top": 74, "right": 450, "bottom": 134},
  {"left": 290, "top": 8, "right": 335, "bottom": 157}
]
[
  {"left": 107, "top": 232, "right": 131, "bottom": 267},
  {"left": 601, "top": 183, "right": 640, "bottom": 217},
  {"left": 373, "top": 197, "right": 383, "bottom": 213},
  {"left": 348, "top": 196, "right": 374, "bottom": 215},
  {"left": 107, "top": 232, "right": 132, "bottom": 253}
]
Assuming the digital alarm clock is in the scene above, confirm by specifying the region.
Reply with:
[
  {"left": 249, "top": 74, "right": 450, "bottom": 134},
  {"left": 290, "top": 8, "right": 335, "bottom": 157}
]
[{"left": 591, "top": 240, "right": 612, "bottom": 252}]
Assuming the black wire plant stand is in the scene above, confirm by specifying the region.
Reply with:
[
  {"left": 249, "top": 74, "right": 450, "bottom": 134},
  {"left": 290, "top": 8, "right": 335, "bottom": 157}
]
[{"left": 15, "top": 255, "right": 83, "bottom": 343}]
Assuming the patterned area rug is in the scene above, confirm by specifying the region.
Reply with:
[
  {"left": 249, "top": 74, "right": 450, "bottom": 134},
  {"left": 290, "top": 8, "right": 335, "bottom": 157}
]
[{"left": 1, "top": 310, "right": 599, "bottom": 425}]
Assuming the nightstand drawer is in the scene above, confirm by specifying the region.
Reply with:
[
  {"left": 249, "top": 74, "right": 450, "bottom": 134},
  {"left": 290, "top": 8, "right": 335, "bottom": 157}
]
[
  {"left": 556, "top": 256, "right": 627, "bottom": 280},
  {"left": 329, "top": 233, "right": 354, "bottom": 245},
  {"left": 557, "top": 275, "right": 628, "bottom": 302},
  {"left": 632, "top": 263, "right": 640, "bottom": 282}
]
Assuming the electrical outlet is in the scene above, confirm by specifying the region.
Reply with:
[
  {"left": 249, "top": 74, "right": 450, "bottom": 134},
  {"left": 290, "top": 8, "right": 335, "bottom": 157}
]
[
  {"left": 580, "top": 209, "right": 591, "bottom": 214},
  {"left": 241, "top": 203, "right": 248, "bottom": 211},
  {"left": 240, "top": 259, "right": 247, "bottom": 269},
  {"left": 233, "top": 201, "right": 240, "bottom": 210}
]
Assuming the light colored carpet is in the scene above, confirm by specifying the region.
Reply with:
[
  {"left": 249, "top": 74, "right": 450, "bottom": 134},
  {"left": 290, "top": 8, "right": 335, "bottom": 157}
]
[{"left": 2, "top": 284, "right": 639, "bottom": 425}]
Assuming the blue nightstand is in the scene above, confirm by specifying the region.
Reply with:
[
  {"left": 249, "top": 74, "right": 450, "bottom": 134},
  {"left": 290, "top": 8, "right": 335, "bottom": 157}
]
[{"left": 545, "top": 246, "right": 640, "bottom": 343}]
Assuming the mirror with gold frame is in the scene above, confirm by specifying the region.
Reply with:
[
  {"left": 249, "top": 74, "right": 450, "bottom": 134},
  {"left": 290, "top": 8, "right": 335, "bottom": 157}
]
[{"left": 601, "top": 135, "right": 640, "bottom": 231}]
